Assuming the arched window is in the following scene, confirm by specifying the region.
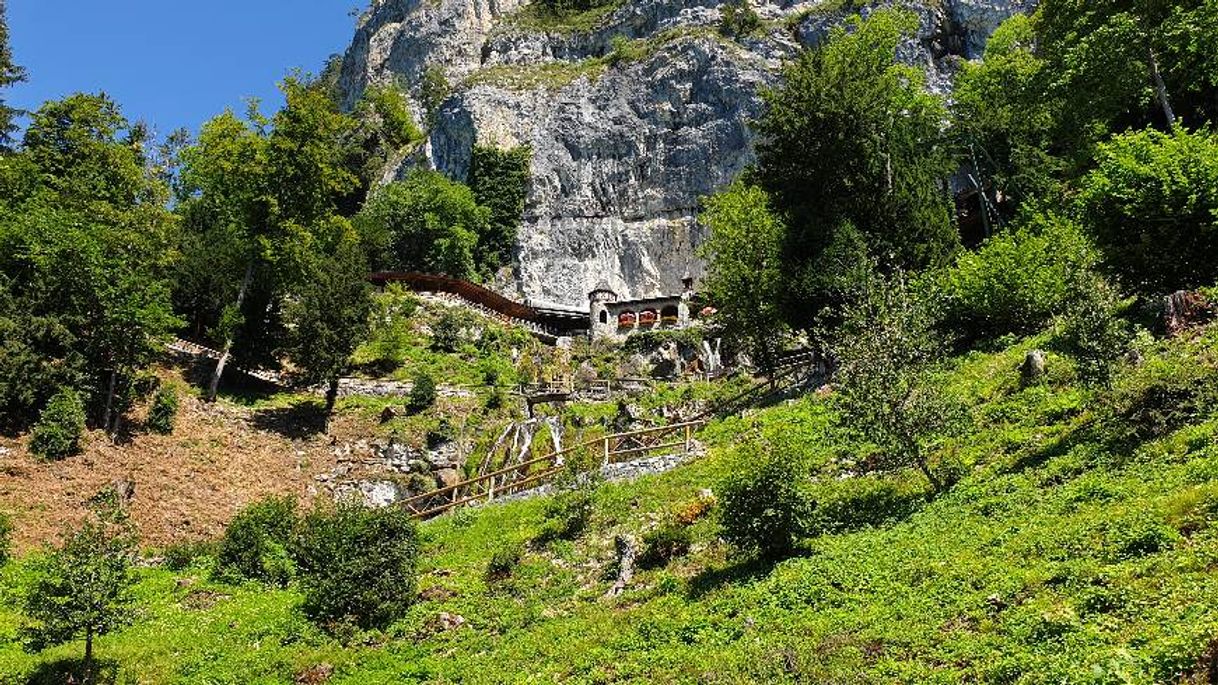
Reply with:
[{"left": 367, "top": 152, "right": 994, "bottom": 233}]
[
  {"left": 660, "top": 305, "right": 679, "bottom": 325},
  {"left": 599, "top": 310, "right": 608, "bottom": 324}
]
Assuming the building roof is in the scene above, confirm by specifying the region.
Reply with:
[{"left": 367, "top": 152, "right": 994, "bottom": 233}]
[{"left": 588, "top": 279, "right": 616, "bottom": 296}]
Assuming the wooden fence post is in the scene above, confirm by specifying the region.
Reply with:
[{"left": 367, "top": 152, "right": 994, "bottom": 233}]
[
  {"left": 685, "top": 423, "right": 692, "bottom": 453},
  {"left": 603, "top": 437, "right": 611, "bottom": 467}
]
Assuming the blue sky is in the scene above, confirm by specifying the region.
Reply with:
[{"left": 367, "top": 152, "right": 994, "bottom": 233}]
[{"left": 7, "top": 0, "right": 358, "bottom": 137}]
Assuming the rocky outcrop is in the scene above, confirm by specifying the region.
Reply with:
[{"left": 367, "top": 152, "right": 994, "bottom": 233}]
[{"left": 340, "top": 0, "right": 1036, "bottom": 308}]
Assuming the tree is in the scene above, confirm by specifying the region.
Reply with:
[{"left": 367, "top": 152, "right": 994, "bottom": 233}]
[
  {"left": 828, "top": 273, "right": 968, "bottom": 492},
  {"left": 23, "top": 492, "right": 137, "bottom": 685},
  {"left": 354, "top": 170, "right": 490, "bottom": 279},
  {"left": 717, "top": 442, "right": 814, "bottom": 559},
  {"left": 951, "top": 15, "right": 1063, "bottom": 222},
  {"left": 698, "top": 181, "right": 789, "bottom": 372},
  {"left": 285, "top": 222, "right": 372, "bottom": 432},
  {"left": 0, "top": 0, "right": 26, "bottom": 149},
  {"left": 176, "top": 109, "right": 272, "bottom": 402},
  {"left": 755, "top": 8, "right": 957, "bottom": 331},
  {"left": 468, "top": 145, "right": 530, "bottom": 273},
  {"left": 178, "top": 76, "right": 369, "bottom": 401},
  {"left": 1075, "top": 126, "right": 1218, "bottom": 294},
  {"left": 293, "top": 502, "right": 419, "bottom": 632},
  {"left": 1, "top": 94, "right": 179, "bottom": 432}
]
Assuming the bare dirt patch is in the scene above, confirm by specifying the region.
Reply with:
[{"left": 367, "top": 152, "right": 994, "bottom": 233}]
[{"left": 0, "top": 390, "right": 340, "bottom": 553}]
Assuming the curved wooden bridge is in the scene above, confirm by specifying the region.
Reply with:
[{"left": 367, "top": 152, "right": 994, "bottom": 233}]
[{"left": 369, "top": 272, "right": 590, "bottom": 339}]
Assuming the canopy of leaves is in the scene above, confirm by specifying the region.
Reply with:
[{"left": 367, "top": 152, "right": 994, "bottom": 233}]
[
  {"left": 755, "top": 8, "right": 957, "bottom": 330},
  {"left": 355, "top": 170, "right": 492, "bottom": 280},
  {"left": 698, "top": 181, "right": 789, "bottom": 370},
  {"left": 0, "top": 94, "right": 179, "bottom": 430},
  {"left": 293, "top": 503, "right": 420, "bottom": 631},
  {"left": 1075, "top": 126, "right": 1218, "bottom": 294},
  {"left": 468, "top": 145, "right": 530, "bottom": 273}
]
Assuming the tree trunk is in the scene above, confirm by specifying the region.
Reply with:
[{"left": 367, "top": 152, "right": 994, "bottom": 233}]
[
  {"left": 206, "top": 261, "right": 255, "bottom": 403},
  {"left": 917, "top": 455, "right": 942, "bottom": 494},
  {"left": 323, "top": 377, "right": 340, "bottom": 435},
  {"left": 1147, "top": 45, "right": 1176, "bottom": 127},
  {"left": 84, "top": 626, "right": 94, "bottom": 685},
  {"left": 102, "top": 369, "right": 117, "bottom": 435}
]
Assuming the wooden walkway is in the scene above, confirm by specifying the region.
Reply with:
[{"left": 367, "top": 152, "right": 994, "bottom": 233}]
[{"left": 399, "top": 420, "right": 706, "bottom": 520}]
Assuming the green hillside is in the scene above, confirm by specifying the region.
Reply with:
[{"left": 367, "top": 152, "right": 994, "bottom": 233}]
[{"left": 2, "top": 324, "right": 1216, "bottom": 683}]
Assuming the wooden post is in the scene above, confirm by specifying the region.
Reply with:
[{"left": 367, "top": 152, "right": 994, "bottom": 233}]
[
  {"left": 603, "top": 437, "right": 611, "bottom": 467},
  {"left": 684, "top": 423, "right": 692, "bottom": 453}
]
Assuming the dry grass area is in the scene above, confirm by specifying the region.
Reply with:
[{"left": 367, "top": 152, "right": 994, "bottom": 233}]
[{"left": 0, "top": 389, "right": 341, "bottom": 553}]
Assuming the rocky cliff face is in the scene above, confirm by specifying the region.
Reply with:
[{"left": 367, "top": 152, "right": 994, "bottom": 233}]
[{"left": 339, "top": 0, "right": 1035, "bottom": 309}]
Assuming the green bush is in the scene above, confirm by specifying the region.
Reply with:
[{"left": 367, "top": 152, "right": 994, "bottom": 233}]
[
  {"left": 1099, "top": 346, "right": 1218, "bottom": 444},
  {"left": 639, "top": 523, "right": 692, "bottom": 569},
  {"left": 929, "top": 214, "right": 1100, "bottom": 343},
  {"left": 1107, "top": 512, "right": 1181, "bottom": 560},
  {"left": 430, "top": 309, "right": 469, "bottom": 353},
  {"left": 719, "top": 0, "right": 762, "bottom": 39},
  {"left": 0, "top": 512, "right": 11, "bottom": 566},
  {"left": 146, "top": 384, "right": 179, "bottom": 434},
  {"left": 29, "top": 388, "right": 86, "bottom": 460},
  {"left": 162, "top": 539, "right": 218, "bottom": 571},
  {"left": 485, "top": 540, "right": 525, "bottom": 583},
  {"left": 535, "top": 487, "right": 596, "bottom": 545},
  {"left": 1055, "top": 278, "right": 1132, "bottom": 388},
  {"left": 215, "top": 496, "right": 298, "bottom": 586},
  {"left": 407, "top": 371, "right": 437, "bottom": 414},
  {"left": 717, "top": 445, "right": 814, "bottom": 559},
  {"left": 293, "top": 502, "right": 420, "bottom": 632}
]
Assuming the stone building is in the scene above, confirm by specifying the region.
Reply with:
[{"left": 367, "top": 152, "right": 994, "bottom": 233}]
[{"left": 588, "top": 273, "right": 702, "bottom": 340}]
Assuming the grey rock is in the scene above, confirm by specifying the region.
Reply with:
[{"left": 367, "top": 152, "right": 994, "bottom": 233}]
[
  {"left": 339, "top": 0, "right": 1033, "bottom": 307},
  {"left": 1020, "top": 349, "right": 1047, "bottom": 384}
]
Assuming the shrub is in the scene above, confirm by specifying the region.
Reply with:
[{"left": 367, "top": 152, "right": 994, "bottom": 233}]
[
  {"left": 215, "top": 496, "right": 298, "bottom": 586},
  {"left": 293, "top": 502, "right": 420, "bottom": 632},
  {"left": 535, "top": 487, "right": 596, "bottom": 545},
  {"left": 431, "top": 309, "right": 469, "bottom": 353},
  {"left": 1056, "top": 278, "right": 1132, "bottom": 388},
  {"left": 719, "top": 0, "right": 762, "bottom": 39},
  {"left": 639, "top": 523, "right": 692, "bottom": 569},
  {"left": 1107, "top": 511, "right": 1180, "bottom": 560},
  {"left": 1099, "top": 349, "right": 1218, "bottom": 444},
  {"left": 162, "top": 539, "right": 218, "bottom": 571},
  {"left": 146, "top": 384, "right": 179, "bottom": 434},
  {"left": 0, "top": 512, "right": 11, "bottom": 566},
  {"left": 1076, "top": 127, "right": 1218, "bottom": 294},
  {"left": 485, "top": 540, "right": 525, "bottom": 583},
  {"left": 407, "top": 371, "right": 437, "bottom": 414},
  {"left": 717, "top": 445, "right": 813, "bottom": 559},
  {"left": 29, "top": 388, "right": 86, "bottom": 460},
  {"left": 929, "top": 214, "right": 1101, "bottom": 343}
]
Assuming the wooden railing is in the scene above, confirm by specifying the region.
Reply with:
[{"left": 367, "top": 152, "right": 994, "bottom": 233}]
[{"left": 400, "top": 419, "right": 707, "bottom": 520}]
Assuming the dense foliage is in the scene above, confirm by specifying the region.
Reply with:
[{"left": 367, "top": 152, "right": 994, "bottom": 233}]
[
  {"left": 755, "top": 9, "right": 957, "bottom": 331},
  {"left": 698, "top": 181, "right": 789, "bottom": 370},
  {"left": 22, "top": 495, "right": 137, "bottom": 683},
  {"left": 468, "top": 145, "right": 531, "bottom": 273},
  {"left": 28, "top": 389, "right": 86, "bottom": 460},
  {"left": 215, "top": 496, "right": 299, "bottom": 586},
  {"left": 293, "top": 503, "right": 420, "bottom": 632},
  {"left": 355, "top": 170, "right": 492, "bottom": 280}
]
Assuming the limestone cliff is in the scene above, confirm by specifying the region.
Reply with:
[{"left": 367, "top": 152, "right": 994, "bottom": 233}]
[{"left": 339, "top": 0, "right": 1035, "bottom": 308}]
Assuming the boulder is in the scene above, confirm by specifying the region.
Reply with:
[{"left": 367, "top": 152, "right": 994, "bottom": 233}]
[
  {"left": 435, "top": 468, "right": 461, "bottom": 489},
  {"left": 1020, "top": 349, "right": 1047, "bottom": 384}
]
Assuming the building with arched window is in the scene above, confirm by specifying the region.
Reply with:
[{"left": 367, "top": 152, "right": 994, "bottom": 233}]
[{"left": 587, "top": 273, "right": 701, "bottom": 340}]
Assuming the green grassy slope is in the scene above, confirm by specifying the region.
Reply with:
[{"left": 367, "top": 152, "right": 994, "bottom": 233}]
[{"left": 2, "top": 326, "right": 1218, "bottom": 683}]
